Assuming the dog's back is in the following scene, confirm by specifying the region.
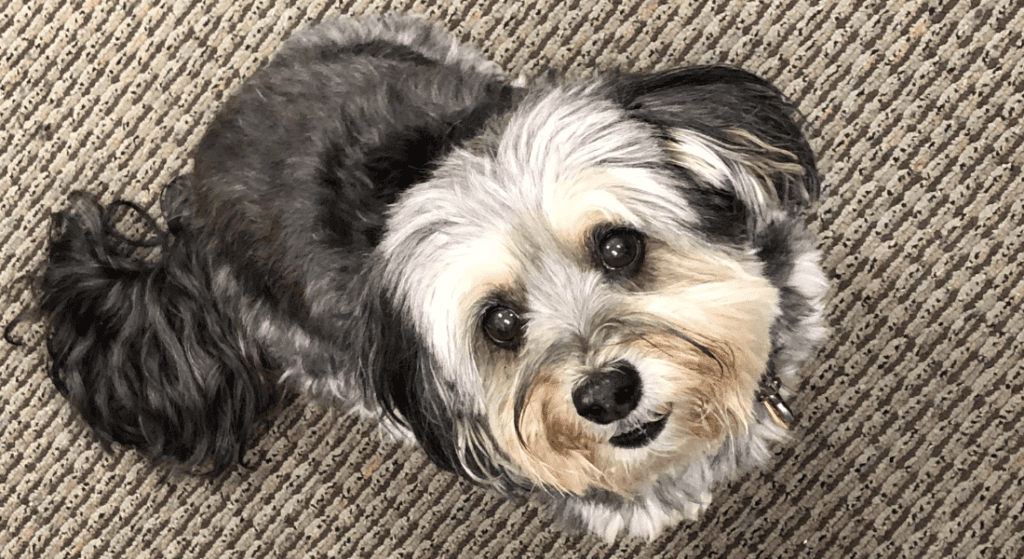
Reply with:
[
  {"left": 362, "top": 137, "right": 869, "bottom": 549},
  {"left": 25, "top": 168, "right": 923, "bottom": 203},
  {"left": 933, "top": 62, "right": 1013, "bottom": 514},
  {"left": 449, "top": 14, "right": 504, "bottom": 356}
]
[{"left": 36, "top": 15, "right": 516, "bottom": 474}]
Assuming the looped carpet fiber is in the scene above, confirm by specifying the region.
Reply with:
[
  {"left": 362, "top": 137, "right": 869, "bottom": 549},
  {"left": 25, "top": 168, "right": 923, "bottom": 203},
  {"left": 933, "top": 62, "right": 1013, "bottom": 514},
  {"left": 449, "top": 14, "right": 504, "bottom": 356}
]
[{"left": 1, "top": 1, "right": 1022, "bottom": 557}]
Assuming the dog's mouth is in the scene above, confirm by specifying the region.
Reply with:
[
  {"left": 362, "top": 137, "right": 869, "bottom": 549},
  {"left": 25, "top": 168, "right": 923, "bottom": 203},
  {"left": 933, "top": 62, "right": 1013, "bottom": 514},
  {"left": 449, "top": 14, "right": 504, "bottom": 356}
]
[{"left": 608, "top": 413, "right": 670, "bottom": 449}]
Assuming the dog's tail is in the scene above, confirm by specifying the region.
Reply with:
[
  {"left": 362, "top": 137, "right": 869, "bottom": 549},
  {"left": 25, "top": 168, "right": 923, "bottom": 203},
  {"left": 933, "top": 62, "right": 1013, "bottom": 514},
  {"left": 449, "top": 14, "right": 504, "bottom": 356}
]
[{"left": 33, "top": 180, "right": 281, "bottom": 474}]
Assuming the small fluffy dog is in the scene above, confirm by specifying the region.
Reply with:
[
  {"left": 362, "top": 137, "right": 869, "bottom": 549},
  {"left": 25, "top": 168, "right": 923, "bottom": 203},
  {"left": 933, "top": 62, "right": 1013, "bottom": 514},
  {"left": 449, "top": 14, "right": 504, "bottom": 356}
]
[{"left": 33, "top": 15, "right": 827, "bottom": 539}]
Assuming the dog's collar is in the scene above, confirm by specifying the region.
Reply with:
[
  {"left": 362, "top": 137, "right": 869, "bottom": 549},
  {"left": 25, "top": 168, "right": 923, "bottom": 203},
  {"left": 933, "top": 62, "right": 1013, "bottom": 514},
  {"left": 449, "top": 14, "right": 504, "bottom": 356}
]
[{"left": 757, "top": 363, "right": 795, "bottom": 429}]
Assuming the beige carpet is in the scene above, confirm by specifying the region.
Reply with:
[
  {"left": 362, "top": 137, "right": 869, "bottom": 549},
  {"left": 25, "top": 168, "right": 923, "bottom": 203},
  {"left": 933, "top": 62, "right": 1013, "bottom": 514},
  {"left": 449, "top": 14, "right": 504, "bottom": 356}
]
[{"left": 2, "top": 0, "right": 1022, "bottom": 557}]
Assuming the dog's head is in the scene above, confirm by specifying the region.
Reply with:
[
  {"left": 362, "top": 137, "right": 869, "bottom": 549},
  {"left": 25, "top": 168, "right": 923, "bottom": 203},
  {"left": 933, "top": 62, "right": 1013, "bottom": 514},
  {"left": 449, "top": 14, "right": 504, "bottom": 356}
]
[{"left": 366, "top": 67, "right": 820, "bottom": 498}]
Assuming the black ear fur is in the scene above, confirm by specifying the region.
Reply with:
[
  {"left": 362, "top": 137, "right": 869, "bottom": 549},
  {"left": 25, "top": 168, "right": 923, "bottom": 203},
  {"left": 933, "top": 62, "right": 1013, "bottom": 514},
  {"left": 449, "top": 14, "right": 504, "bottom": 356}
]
[
  {"left": 362, "top": 282, "right": 516, "bottom": 489},
  {"left": 611, "top": 66, "right": 820, "bottom": 226},
  {"left": 361, "top": 285, "right": 462, "bottom": 473},
  {"left": 39, "top": 185, "right": 281, "bottom": 474}
]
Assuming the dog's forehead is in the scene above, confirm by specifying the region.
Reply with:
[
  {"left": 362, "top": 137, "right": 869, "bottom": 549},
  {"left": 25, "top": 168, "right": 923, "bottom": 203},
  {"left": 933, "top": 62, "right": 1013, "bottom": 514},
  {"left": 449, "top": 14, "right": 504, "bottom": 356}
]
[
  {"left": 376, "top": 84, "right": 713, "bottom": 358},
  {"left": 383, "top": 84, "right": 699, "bottom": 259}
]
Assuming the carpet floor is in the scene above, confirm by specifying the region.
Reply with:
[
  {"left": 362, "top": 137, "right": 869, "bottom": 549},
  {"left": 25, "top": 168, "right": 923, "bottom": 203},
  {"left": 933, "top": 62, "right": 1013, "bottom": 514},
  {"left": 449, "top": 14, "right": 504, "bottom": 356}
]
[{"left": 2, "top": 0, "right": 1022, "bottom": 557}]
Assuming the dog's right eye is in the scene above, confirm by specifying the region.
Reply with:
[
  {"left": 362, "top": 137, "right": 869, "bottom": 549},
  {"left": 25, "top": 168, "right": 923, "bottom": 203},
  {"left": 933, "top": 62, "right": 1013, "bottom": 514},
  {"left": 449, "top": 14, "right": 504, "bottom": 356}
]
[
  {"left": 596, "top": 227, "right": 645, "bottom": 276},
  {"left": 482, "top": 306, "right": 523, "bottom": 349}
]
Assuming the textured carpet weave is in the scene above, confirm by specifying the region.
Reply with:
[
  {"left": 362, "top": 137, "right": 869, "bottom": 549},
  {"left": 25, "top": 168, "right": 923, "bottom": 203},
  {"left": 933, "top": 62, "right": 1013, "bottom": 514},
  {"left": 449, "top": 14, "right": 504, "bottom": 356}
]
[{"left": 2, "top": 1, "right": 1022, "bottom": 557}]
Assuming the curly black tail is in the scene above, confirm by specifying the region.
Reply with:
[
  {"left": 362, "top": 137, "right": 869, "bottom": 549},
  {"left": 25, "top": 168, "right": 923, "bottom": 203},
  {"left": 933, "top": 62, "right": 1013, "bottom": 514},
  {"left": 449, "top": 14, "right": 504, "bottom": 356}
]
[{"left": 36, "top": 181, "right": 281, "bottom": 474}]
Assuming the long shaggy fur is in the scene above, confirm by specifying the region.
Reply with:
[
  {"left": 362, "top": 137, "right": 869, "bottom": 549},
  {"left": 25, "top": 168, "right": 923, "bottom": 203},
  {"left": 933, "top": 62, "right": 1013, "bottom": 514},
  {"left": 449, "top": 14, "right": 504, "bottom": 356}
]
[
  {"left": 17, "top": 14, "right": 827, "bottom": 540},
  {"left": 40, "top": 185, "right": 280, "bottom": 473}
]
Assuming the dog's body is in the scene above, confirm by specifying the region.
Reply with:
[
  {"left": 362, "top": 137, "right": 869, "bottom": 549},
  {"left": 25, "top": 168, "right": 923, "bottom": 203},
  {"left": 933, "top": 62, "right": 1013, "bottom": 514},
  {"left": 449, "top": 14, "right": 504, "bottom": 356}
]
[{"left": 35, "top": 15, "right": 826, "bottom": 539}]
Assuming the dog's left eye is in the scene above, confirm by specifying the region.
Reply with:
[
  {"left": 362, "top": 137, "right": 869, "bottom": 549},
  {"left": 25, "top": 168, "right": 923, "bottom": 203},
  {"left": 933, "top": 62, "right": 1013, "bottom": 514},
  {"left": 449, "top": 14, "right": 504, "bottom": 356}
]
[
  {"left": 482, "top": 306, "right": 524, "bottom": 349},
  {"left": 597, "top": 227, "right": 645, "bottom": 274}
]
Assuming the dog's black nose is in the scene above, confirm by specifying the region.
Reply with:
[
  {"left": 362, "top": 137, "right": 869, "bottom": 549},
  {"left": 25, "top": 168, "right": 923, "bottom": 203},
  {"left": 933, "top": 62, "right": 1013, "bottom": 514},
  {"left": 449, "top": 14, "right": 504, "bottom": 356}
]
[{"left": 572, "top": 363, "right": 642, "bottom": 424}]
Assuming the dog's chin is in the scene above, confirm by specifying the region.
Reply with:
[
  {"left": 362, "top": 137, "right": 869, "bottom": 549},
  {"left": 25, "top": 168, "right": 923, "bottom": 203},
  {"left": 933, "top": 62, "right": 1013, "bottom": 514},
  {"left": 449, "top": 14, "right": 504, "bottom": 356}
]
[{"left": 586, "top": 398, "right": 751, "bottom": 496}]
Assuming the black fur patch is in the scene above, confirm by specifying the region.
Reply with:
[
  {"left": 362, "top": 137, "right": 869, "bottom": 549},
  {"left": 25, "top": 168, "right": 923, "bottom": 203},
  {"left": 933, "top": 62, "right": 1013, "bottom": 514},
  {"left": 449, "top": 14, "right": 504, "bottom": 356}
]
[
  {"left": 39, "top": 194, "right": 281, "bottom": 474},
  {"left": 365, "top": 284, "right": 514, "bottom": 488},
  {"left": 318, "top": 80, "right": 518, "bottom": 249},
  {"left": 609, "top": 65, "right": 820, "bottom": 220},
  {"left": 363, "top": 286, "right": 461, "bottom": 473}
]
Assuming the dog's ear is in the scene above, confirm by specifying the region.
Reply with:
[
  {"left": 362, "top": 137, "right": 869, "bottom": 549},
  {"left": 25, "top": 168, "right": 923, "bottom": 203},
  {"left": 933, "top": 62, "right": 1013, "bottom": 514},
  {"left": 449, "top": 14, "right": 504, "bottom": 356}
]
[
  {"left": 359, "top": 280, "right": 515, "bottom": 490},
  {"left": 360, "top": 280, "right": 478, "bottom": 476},
  {"left": 611, "top": 66, "right": 820, "bottom": 233}
]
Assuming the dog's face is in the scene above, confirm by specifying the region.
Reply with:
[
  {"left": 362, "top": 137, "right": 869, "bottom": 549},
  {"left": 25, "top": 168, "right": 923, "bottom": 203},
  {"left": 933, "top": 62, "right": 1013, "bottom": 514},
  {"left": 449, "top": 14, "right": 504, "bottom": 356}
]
[{"left": 372, "top": 73, "right": 816, "bottom": 497}]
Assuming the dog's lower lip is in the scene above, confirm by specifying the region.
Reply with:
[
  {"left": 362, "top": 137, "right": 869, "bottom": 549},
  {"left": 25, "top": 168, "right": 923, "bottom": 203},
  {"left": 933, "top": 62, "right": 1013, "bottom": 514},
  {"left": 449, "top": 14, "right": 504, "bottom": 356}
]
[{"left": 609, "top": 414, "right": 670, "bottom": 448}]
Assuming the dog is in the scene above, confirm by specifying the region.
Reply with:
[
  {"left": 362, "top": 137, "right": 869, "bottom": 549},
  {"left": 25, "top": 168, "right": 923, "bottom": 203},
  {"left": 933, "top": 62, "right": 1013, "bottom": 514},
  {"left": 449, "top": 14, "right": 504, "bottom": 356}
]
[{"left": 27, "top": 14, "right": 827, "bottom": 540}]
